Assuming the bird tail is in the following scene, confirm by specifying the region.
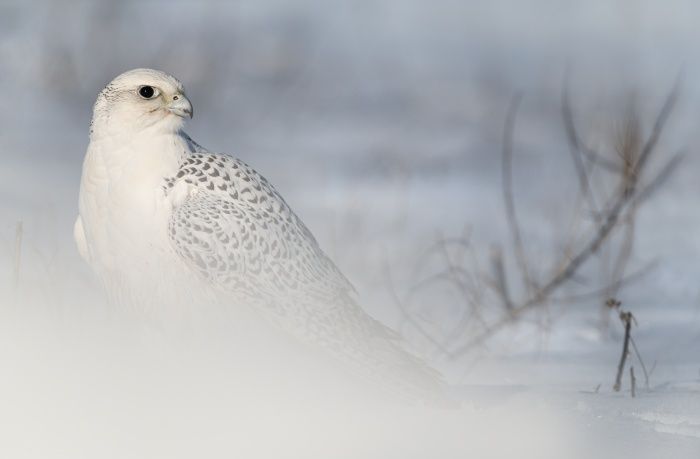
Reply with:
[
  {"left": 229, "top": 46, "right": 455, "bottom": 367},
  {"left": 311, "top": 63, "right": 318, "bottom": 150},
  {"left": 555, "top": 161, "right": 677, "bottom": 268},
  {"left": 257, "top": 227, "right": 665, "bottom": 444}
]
[{"left": 311, "top": 302, "right": 456, "bottom": 407}]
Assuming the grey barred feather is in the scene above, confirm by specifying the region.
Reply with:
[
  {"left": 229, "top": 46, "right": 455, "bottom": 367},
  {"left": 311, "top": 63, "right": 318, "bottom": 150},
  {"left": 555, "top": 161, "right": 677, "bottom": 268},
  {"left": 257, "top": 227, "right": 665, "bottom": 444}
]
[
  {"left": 165, "top": 151, "right": 448, "bottom": 402},
  {"left": 166, "top": 153, "right": 390, "bottom": 340},
  {"left": 166, "top": 153, "right": 354, "bottom": 305}
]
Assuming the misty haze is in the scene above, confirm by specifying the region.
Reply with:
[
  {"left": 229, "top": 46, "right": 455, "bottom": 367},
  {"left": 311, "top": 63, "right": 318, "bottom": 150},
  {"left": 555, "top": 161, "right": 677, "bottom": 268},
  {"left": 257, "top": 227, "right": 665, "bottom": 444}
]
[{"left": 1, "top": 1, "right": 699, "bottom": 458}]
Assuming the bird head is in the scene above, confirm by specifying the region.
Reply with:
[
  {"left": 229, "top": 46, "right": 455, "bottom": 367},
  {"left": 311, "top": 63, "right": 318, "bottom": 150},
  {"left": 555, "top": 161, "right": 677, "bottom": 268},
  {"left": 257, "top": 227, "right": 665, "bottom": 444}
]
[{"left": 90, "top": 68, "right": 193, "bottom": 140}]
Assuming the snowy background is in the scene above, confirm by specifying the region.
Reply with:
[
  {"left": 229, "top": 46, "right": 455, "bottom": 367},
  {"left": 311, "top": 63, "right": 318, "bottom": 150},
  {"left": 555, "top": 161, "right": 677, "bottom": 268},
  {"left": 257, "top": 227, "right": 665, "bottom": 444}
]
[{"left": 1, "top": 0, "right": 699, "bottom": 457}]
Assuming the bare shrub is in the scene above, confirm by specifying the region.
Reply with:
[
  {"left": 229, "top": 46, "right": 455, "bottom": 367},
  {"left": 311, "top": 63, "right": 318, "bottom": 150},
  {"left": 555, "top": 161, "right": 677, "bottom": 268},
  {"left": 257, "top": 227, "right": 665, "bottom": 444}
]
[{"left": 399, "top": 78, "right": 682, "bottom": 359}]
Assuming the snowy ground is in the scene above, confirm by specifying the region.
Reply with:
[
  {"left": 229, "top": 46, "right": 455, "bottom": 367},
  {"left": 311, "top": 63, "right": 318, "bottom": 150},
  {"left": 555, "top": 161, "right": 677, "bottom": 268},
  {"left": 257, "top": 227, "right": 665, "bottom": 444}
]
[{"left": 1, "top": 1, "right": 699, "bottom": 457}]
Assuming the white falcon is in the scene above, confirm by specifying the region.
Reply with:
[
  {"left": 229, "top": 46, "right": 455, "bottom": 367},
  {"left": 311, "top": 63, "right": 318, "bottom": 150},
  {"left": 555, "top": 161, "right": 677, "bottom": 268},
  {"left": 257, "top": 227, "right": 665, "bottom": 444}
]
[{"left": 75, "top": 69, "right": 446, "bottom": 401}]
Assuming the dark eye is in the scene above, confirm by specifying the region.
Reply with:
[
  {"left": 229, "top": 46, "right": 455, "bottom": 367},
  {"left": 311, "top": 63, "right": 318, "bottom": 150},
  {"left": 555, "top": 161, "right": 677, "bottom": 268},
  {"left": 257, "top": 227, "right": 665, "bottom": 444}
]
[{"left": 138, "top": 85, "right": 157, "bottom": 99}]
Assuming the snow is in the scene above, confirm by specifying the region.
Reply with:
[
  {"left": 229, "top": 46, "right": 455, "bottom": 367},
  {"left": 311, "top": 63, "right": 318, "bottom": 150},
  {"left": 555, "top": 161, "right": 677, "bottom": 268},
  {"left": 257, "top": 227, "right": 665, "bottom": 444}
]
[{"left": 1, "top": 0, "right": 699, "bottom": 457}]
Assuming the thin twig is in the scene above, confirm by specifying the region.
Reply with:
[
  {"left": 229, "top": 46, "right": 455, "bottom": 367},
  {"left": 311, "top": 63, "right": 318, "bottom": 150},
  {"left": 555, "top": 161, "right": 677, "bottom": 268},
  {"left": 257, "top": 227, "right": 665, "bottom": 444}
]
[
  {"left": 614, "top": 310, "right": 633, "bottom": 392},
  {"left": 491, "top": 246, "right": 514, "bottom": 312},
  {"left": 551, "top": 260, "right": 657, "bottom": 303},
  {"left": 632, "top": 152, "right": 684, "bottom": 207},
  {"left": 579, "top": 144, "right": 623, "bottom": 173},
  {"left": 501, "top": 94, "right": 536, "bottom": 295},
  {"left": 633, "top": 76, "right": 681, "bottom": 181},
  {"left": 629, "top": 336, "right": 650, "bottom": 390},
  {"left": 562, "top": 79, "right": 600, "bottom": 217},
  {"left": 384, "top": 261, "right": 451, "bottom": 355}
]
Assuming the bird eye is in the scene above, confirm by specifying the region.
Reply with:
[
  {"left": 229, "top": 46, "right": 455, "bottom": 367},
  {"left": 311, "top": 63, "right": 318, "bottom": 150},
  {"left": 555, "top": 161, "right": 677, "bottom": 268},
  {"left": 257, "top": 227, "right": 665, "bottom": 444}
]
[{"left": 138, "top": 85, "right": 158, "bottom": 99}]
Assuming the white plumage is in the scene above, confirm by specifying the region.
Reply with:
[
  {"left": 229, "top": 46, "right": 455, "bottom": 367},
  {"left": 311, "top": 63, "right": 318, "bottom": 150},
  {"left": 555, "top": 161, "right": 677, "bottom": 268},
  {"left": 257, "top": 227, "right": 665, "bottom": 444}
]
[{"left": 75, "top": 69, "right": 447, "bottom": 402}]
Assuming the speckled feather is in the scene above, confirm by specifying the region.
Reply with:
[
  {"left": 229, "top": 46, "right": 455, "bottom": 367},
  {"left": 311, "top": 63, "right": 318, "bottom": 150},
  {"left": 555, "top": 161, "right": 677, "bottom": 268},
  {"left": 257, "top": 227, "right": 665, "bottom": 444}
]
[
  {"left": 164, "top": 145, "right": 400, "bottom": 347},
  {"left": 162, "top": 148, "right": 452, "bottom": 403}
]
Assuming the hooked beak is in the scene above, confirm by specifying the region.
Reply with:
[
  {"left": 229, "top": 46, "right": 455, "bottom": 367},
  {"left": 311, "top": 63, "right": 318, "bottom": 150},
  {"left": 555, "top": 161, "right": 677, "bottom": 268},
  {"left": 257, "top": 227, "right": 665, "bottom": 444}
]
[{"left": 168, "top": 94, "right": 193, "bottom": 119}]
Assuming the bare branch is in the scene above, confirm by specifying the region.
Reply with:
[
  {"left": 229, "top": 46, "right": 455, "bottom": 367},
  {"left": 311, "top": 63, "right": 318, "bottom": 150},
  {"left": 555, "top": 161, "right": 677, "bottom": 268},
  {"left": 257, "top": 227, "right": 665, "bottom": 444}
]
[
  {"left": 562, "top": 79, "right": 600, "bottom": 216},
  {"left": 383, "top": 261, "right": 452, "bottom": 356},
  {"left": 448, "top": 82, "right": 679, "bottom": 358},
  {"left": 632, "top": 152, "right": 684, "bottom": 207},
  {"left": 551, "top": 260, "right": 657, "bottom": 303},
  {"left": 501, "top": 94, "right": 537, "bottom": 293},
  {"left": 490, "top": 246, "right": 514, "bottom": 312},
  {"left": 634, "top": 76, "right": 681, "bottom": 181},
  {"left": 578, "top": 144, "right": 623, "bottom": 174},
  {"left": 629, "top": 336, "right": 650, "bottom": 390},
  {"left": 614, "top": 310, "right": 634, "bottom": 392}
]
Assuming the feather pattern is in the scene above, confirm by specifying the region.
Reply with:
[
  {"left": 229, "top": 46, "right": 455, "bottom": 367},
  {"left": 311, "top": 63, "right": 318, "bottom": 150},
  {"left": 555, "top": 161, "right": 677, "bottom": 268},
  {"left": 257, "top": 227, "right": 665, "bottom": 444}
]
[
  {"left": 166, "top": 151, "right": 387, "bottom": 340},
  {"left": 164, "top": 149, "right": 448, "bottom": 402}
]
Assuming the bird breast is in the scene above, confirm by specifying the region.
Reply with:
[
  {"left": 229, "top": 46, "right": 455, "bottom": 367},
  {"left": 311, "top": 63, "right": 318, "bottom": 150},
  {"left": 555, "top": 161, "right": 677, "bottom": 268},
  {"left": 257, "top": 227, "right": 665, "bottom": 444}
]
[{"left": 78, "top": 134, "right": 188, "bottom": 272}]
